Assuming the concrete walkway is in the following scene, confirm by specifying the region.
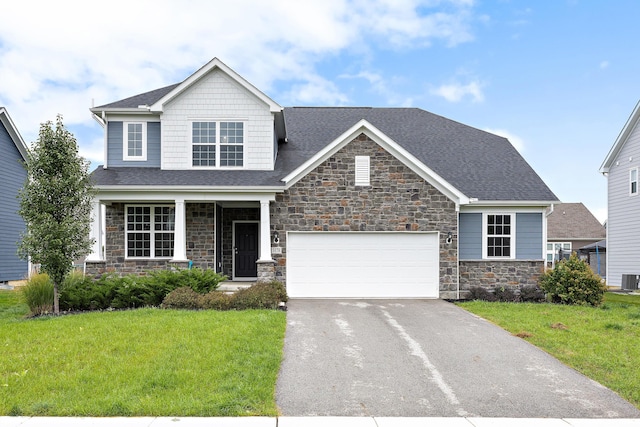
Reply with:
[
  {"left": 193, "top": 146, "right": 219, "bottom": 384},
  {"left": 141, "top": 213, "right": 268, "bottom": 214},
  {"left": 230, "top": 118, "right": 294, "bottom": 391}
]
[{"left": 2, "top": 417, "right": 640, "bottom": 426}]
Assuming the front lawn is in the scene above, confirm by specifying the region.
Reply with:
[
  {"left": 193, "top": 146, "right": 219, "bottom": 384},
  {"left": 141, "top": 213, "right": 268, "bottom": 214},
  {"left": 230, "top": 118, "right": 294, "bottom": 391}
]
[
  {"left": 458, "top": 292, "right": 640, "bottom": 409},
  {"left": 0, "top": 290, "right": 286, "bottom": 416}
]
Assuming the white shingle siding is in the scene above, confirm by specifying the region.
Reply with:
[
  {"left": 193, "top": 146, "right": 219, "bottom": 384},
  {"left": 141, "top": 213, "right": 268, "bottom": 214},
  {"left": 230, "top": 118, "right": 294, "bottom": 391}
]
[
  {"left": 607, "top": 120, "right": 640, "bottom": 287},
  {"left": 161, "top": 69, "right": 274, "bottom": 170}
]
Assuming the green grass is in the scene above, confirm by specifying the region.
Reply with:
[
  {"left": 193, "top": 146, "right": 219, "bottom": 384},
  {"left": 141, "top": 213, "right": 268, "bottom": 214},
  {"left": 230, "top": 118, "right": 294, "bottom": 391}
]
[
  {"left": 458, "top": 292, "right": 640, "bottom": 409},
  {"left": 0, "top": 289, "right": 286, "bottom": 416}
]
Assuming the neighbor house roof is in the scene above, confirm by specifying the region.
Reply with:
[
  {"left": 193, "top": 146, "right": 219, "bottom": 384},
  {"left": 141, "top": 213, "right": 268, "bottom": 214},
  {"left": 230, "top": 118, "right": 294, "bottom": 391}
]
[{"left": 547, "top": 203, "right": 605, "bottom": 240}]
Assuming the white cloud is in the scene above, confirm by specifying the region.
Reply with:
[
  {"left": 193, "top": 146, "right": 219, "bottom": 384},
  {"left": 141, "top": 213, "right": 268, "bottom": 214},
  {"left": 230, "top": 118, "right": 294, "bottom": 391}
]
[
  {"left": 431, "top": 81, "right": 484, "bottom": 103},
  {"left": 0, "top": 0, "right": 478, "bottom": 163},
  {"left": 600, "top": 61, "right": 610, "bottom": 69},
  {"left": 484, "top": 128, "right": 525, "bottom": 153}
]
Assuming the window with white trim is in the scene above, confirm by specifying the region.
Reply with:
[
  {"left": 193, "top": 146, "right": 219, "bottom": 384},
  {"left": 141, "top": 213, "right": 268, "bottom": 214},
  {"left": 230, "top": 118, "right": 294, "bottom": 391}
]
[
  {"left": 192, "top": 121, "right": 244, "bottom": 167},
  {"left": 123, "top": 122, "right": 147, "bottom": 161},
  {"left": 631, "top": 167, "right": 638, "bottom": 195},
  {"left": 355, "top": 156, "right": 370, "bottom": 186},
  {"left": 546, "top": 242, "right": 571, "bottom": 265},
  {"left": 126, "top": 206, "right": 175, "bottom": 258},
  {"left": 485, "top": 214, "right": 513, "bottom": 258}
]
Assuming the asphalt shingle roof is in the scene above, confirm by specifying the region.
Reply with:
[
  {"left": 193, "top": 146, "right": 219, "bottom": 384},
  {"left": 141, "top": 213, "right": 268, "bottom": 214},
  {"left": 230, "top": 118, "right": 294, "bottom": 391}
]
[
  {"left": 92, "top": 90, "right": 558, "bottom": 201},
  {"left": 547, "top": 203, "right": 606, "bottom": 240}
]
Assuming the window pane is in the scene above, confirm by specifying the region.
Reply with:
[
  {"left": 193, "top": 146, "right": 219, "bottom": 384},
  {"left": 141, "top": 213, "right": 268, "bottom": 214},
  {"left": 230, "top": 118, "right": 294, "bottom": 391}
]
[
  {"left": 155, "top": 233, "right": 174, "bottom": 257},
  {"left": 127, "top": 123, "right": 143, "bottom": 157}
]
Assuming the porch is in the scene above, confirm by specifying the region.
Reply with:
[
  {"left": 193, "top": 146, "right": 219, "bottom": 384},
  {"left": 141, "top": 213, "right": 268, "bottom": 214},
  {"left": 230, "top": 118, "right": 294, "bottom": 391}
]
[{"left": 85, "top": 195, "right": 276, "bottom": 282}]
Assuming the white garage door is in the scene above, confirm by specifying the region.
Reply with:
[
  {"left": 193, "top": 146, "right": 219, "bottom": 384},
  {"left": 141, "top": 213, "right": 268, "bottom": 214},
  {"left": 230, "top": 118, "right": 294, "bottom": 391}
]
[{"left": 287, "top": 232, "right": 439, "bottom": 298}]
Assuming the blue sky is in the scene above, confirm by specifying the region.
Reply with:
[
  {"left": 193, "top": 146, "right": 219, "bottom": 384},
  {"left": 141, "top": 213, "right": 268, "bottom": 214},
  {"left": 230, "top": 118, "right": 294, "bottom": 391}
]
[{"left": 2, "top": 0, "right": 639, "bottom": 223}]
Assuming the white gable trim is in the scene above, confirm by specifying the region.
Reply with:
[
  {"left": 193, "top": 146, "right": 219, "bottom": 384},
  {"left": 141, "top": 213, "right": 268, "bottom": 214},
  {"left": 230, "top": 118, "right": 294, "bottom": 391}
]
[
  {"left": 0, "top": 107, "right": 28, "bottom": 160},
  {"left": 600, "top": 99, "right": 640, "bottom": 173},
  {"left": 149, "top": 58, "right": 282, "bottom": 113},
  {"left": 281, "top": 119, "right": 469, "bottom": 205}
]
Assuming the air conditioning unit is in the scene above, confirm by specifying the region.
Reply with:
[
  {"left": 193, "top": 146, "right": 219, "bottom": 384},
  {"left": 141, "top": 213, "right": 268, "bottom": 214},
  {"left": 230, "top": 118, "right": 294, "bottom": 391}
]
[{"left": 621, "top": 274, "right": 639, "bottom": 291}]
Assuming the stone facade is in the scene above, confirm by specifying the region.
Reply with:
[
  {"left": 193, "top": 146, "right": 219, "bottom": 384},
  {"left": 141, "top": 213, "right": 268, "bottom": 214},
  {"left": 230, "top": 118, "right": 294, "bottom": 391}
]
[
  {"left": 459, "top": 260, "right": 544, "bottom": 297},
  {"left": 186, "top": 203, "right": 216, "bottom": 270},
  {"left": 270, "top": 133, "right": 458, "bottom": 294}
]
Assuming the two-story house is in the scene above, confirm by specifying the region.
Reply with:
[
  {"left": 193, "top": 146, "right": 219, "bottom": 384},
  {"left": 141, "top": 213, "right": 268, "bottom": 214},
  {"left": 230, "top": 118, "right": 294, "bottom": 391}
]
[
  {"left": 0, "top": 107, "right": 29, "bottom": 283},
  {"left": 600, "top": 100, "right": 640, "bottom": 289},
  {"left": 85, "top": 58, "right": 559, "bottom": 299}
]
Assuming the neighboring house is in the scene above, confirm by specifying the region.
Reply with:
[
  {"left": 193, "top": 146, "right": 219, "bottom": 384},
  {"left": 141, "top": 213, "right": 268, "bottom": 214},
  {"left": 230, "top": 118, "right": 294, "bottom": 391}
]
[
  {"left": 600, "top": 99, "right": 640, "bottom": 288},
  {"left": 85, "top": 57, "right": 559, "bottom": 299},
  {"left": 546, "top": 202, "right": 606, "bottom": 269},
  {"left": 0, "top": 107, "right": 29, "bottom": 282}
]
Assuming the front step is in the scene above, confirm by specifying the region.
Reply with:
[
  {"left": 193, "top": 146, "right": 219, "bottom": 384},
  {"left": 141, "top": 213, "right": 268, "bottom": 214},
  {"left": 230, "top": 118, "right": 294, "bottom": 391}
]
[{"left": 218, "top": 281, "right": 255, "bottom": 294}]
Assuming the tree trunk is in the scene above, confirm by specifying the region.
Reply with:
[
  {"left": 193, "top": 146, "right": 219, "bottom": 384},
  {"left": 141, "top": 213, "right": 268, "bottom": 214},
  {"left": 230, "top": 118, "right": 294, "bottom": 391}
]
[{"left": 54, "top": 281, "right": 60, "bottom": 315}]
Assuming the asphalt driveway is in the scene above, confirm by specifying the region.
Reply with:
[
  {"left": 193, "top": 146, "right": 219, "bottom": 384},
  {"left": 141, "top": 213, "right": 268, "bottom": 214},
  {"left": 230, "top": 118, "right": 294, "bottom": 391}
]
[{"left": 275, "top": 299, "right": 640, "bottom": 418}]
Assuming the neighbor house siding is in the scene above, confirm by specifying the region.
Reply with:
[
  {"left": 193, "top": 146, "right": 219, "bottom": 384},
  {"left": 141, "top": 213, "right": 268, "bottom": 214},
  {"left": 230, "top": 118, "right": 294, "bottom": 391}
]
[
  {"left": 0, "top": 121, "right": 28, "bottom": 281},
  {"left": 606, "top": 119, "right": 640, "bottom": 287},
  {"left": 459, "top": 213, "right": 482, "bottom": 259},
  {"left": 515, "top": 213, "right": 543, "bottom": 259},
  {"left": 161, "top": 68, "right": 274, "bottom": 170},
  {"left": 107, "top": 121, "right": 161, "bottom": 167}
]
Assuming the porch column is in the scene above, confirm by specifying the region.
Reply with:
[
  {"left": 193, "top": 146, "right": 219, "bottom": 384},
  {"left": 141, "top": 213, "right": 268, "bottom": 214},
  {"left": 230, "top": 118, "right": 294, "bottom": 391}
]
[
  {"left": 172, "top": 198, "right": 188, "bottom": 262},
  {"left": 86, "top": 199, "right": 103, "bottom": 261},
  {"left": 259, "top": 200, "right": 273, "bottom": 262}
]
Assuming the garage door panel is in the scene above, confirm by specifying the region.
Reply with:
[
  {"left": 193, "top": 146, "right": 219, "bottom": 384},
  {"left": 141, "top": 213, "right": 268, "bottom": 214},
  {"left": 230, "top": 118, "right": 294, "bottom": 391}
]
[{"left": 287, "top": 232, "right": 439, "bottom": 298}]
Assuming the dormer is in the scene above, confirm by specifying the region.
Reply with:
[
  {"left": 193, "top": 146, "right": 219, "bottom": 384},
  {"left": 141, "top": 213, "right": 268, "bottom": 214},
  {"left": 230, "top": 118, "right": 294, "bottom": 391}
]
[{"left": 91, "top": 58, "right": 284, "bottom": 171}]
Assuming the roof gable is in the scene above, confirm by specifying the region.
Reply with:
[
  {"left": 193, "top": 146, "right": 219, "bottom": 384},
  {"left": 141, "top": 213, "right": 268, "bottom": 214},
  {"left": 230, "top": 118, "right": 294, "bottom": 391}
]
[
  {"left": 150, "top": 58, "right": 282, "bottom": 113},
  {"left": 0, "top": 107, "right": 28, "bottom": 160},
  {"left": 281, "top": 119, "right": 469, "bottom": 204},
  {"left": 280, "top": 107, "right": 558, "bottom": 203},
  {"left": 601, "top": 99, "right": 640, "bottom": 173}
]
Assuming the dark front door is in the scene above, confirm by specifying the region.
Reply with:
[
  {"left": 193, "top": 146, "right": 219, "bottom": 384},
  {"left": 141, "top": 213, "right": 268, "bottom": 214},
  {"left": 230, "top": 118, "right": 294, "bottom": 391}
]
[{"left": 234, "top": 222, "right": 258, "bottom": 278}]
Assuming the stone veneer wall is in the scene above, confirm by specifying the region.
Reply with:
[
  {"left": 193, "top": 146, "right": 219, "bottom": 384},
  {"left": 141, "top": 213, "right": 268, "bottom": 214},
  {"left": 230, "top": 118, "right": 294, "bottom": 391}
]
[
  {"left": 85, "top": 202, "right": 214, "bottom": 276},
  {"left": 458, "top": 260, "right": 544, "bottom": 297},
  {"left": 270, "top": 133, "right": 458, "bottom": 295},
  {"left": 186, "top": 203, "right": 215, "bottom": 270}
]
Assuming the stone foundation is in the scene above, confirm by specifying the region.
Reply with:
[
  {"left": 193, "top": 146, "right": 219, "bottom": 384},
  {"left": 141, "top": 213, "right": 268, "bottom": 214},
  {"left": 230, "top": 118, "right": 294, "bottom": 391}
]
[{"left": 459, "top": 260, "right": 545, "bottom": 298}]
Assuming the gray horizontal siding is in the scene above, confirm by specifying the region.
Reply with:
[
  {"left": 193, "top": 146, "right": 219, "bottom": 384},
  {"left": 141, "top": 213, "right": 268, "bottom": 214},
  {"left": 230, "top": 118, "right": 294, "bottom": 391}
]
[
  {"left": 459, "top": 213, "right": 482, "bottom": 259},
  {"left": 606, "top": 121, "right": 640, "bottom": 286},
  {"left": 0, "top": 121, "right": 28, "bottom": 281},
  {"left": 515, "top": 213, "right": 542, "bottom": 259},
  {"left": 107, "top": 121, "right": 161, "bottom": 167},
  {"left": 460, "top": 212, "right": 543, "bottom": 260}
]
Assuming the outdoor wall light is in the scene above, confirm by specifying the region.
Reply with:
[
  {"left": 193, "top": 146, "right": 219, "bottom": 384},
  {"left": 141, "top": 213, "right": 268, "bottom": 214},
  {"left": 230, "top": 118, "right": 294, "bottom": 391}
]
[
  {"left": 273, "top": 231, "right": 280, "bottom": 244},
  {"left": 445, "top": 231, "right": 453, "bottom": 245}
]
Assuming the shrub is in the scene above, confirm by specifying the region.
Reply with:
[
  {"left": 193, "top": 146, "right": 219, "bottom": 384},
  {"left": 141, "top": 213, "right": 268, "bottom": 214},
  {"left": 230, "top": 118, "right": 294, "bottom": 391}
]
[
  {"left": 149, "top": 268, "right": 226, "bottom": 294},
  {"left": 201, "top": 291, "right": 232, "bottom": 311},
  {"left": 22, "top": 273, "right": 54, "bottom": 316},
  {"left": 59, "top": 272, "right": 118, "bottom": 311},
  {"left": 468, "top": 286, "right": 497, "bottom": 302},
  {"left": 519, "top": 285, "right": 546, "bottom": 303},
  {"left": 231, "top": 281, "right": 288, "bottom": 310},
  {"left": 161, "top": 287, "right": 202, "bottom": 309},
  {"left": 538, "top": 252, "right": 607, "bottom": 306},
  {"left": 493, "top": 286, "right": 520, "bottom": 302}
]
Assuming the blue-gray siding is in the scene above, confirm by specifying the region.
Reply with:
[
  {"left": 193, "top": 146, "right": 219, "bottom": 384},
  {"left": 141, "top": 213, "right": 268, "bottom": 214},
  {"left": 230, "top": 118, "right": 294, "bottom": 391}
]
[
  {"left": 459, "top": 213, "right": 482, "bottom": 259},
  {"left": 107, "top": 122, "right": 161, "bottom": 167},
  {"left": 459, "top": 212, "right": 543, "bottom": 260},
  {"left": 515, "top": 213, "right": 543, "bottom": 259},
  {"left": 0, "top": 121, "right": 27, "bottom": 281}
]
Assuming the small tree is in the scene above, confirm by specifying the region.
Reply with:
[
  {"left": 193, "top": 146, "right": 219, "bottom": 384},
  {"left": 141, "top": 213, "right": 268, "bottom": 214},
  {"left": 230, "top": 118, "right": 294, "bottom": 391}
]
[
  {"left": 538, "top": 252, "right": 607, "bottom": 306},
  {"left": 18, "top": 115, "right": 95, "bottom": 314}
]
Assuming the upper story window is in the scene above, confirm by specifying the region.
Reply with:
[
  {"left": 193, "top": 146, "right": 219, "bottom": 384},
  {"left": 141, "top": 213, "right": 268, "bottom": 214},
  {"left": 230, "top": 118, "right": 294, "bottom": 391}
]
[
  {"left": 192, "top": 121, "right": 244, "bottom": 168},
  {"left": 631, "top": 167, "right": 638, "bottom": 195},
  {"left": 123, "top": 122, "right": 147, "bottom": 161},
  {"left": 484, "top": 213, "right": 514, "bottom": 259}
]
